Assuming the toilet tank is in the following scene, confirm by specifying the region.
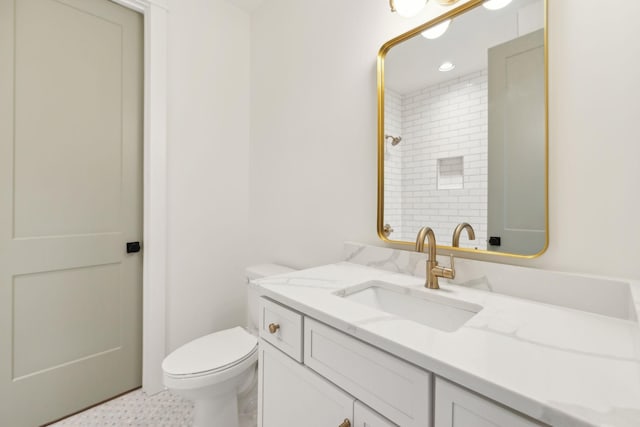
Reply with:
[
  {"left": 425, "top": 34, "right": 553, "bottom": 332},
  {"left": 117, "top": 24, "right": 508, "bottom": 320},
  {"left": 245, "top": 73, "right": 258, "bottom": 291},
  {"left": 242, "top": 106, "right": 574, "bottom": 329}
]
[{"left": 245, "top": 264, "right": 295, "bottom": 335}]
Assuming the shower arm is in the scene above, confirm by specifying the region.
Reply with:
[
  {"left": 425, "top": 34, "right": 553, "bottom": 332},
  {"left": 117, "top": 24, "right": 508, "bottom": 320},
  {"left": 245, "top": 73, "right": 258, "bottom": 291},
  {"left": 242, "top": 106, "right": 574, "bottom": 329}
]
[{"left": 385, "top": 134, "right": 402, "bottom": 146}]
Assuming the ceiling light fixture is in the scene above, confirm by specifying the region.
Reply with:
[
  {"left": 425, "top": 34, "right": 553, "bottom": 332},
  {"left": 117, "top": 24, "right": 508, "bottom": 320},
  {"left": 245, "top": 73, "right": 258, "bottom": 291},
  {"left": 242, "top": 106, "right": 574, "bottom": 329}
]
[
  {"left": 421, "top": 19, "right": 452, "bottom": 39},
  {"left": 439, "top": 61, "right": 455, "bottom": 72},
  {"left": 483, "top": 0, "right": 513, "bottom": 10},
  {"left": 389, "top": 0, "right": 428, "bottom": 18}
]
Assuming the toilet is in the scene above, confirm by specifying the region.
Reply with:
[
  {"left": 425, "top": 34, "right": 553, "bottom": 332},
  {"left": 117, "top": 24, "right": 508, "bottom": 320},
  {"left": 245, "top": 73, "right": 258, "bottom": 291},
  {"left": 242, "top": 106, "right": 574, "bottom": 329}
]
[{"left": 162, "top": 264, "right": 295, "bottom": 427}]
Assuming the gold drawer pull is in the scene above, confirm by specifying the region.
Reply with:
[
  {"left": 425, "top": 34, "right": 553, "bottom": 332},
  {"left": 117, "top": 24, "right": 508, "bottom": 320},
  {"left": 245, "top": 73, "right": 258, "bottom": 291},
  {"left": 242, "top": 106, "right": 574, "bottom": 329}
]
[
  {"left": 338, "top": 419, "right": 351, "bottom": 427},
  {"left": 268, "top": 323, "right": 280, "bottom": 334}
]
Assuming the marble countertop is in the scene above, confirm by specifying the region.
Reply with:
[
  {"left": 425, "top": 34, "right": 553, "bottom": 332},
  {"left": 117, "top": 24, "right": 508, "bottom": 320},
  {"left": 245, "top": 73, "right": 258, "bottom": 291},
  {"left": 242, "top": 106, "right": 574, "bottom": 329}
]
[{"left": 253, "top": 261, "right": 640, "bottom": 427}]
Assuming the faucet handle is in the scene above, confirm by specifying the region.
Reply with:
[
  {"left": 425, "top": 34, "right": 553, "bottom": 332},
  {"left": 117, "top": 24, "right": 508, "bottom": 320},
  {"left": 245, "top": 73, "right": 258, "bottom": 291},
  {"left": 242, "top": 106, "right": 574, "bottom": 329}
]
[{"left": 432, "top": 255, "right": 455, "bottom": 280}]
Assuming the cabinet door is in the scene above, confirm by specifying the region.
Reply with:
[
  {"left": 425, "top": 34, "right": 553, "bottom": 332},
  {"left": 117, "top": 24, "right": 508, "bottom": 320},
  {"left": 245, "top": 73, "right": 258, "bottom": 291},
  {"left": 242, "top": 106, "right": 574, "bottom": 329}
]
[
  {"left": 259, "top": 339, "right": 354, "bottom": 427},
  {"left": 435, "top": 378, "right": 545, "bottom": 427},
  {"left": 304, "top": 318, "right": 431, "bottom": 427},
  {"left": 354, "top": 401, "right": 398, "bottom": 427}
]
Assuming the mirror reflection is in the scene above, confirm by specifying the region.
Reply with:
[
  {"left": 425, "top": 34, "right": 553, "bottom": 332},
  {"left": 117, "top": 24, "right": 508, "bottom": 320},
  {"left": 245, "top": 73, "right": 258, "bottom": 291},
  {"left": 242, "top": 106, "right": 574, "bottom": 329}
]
[{"left": 379, "top": 0, "right": 547, "bottom": 256}]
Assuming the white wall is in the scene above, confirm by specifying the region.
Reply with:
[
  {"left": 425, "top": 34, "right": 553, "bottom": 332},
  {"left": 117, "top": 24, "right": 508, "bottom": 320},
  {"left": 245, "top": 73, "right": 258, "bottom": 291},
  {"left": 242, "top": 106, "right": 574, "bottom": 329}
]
[
  {"left": 532, "top": 0, "right": 640, "bottom": 279},
  {"left": 249, "top": 0, "right": 640, "bottom": 281},
  {"left": 249, "top": 0, "right": 427, "bottom": 269},
  {"left": 166, "top": 0, "right": 250, "bottom": 351}
]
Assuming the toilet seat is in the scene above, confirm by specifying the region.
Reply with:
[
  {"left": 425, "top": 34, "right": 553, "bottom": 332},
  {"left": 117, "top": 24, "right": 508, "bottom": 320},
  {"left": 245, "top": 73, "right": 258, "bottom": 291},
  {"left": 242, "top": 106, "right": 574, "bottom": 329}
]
[{"left": 162, "top": 327, "right": 258, "bottom": 390}]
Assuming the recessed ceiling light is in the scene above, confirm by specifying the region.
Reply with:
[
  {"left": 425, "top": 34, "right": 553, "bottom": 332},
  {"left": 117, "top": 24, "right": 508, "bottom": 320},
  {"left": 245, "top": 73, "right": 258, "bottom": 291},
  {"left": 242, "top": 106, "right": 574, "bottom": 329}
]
[
  {"left": 483, "top": 0, "right": 513, "bottom": 10},
  {"left": 439, "top": 61, "right": 455, "bottom": 72},
  {"left": 421, "top": 19, "right": 452, "bottom": 39}
]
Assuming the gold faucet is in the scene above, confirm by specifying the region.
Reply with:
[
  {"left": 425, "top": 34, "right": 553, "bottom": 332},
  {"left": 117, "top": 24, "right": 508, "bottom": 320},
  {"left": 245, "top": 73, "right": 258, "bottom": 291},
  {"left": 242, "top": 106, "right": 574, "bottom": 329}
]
[
  {"left": 415, "top": 227, "right": 454, "bottom": 289},
  {"left": 452, "top": 222, "right": 475, "bottom": 247}
]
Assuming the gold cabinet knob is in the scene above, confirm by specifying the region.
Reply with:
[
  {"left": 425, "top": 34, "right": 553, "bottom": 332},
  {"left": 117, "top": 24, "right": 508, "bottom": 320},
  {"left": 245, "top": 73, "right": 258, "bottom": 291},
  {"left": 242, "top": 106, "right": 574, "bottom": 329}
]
[
  {"left": 338, "top": 419, "right": 351, "bottom": 427},
  {"left": 268, "top": 323, "right": 280, "bottom": 334}
]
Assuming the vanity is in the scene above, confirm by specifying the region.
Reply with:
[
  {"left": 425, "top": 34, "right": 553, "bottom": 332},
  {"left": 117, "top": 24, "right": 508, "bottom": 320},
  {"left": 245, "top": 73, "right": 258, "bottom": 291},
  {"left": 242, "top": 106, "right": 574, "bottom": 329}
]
[{"left": 253, "top": 243, "right": 640, "bottom": 427}]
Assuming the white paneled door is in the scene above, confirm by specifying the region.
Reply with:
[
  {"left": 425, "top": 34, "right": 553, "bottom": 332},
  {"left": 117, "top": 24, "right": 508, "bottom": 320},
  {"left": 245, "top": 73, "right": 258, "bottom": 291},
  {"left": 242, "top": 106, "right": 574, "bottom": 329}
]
[{"left": 0, "top": 0, "right": 143, "bottom": 425}]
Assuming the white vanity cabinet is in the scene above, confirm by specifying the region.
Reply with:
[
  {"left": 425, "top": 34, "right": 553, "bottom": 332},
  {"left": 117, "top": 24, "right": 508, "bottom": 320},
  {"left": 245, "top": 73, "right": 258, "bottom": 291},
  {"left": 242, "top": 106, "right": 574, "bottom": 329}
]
[
  {"left": 258, "top": 298, "right": 399, "bottom": 427},
  {"left": 259, "top": 340, "right": 396, "bottom": 427},
  {"left": 434, "top": 378, "right": 545, "bottom": 427},
  {"left": 258, "top": 297, "right": 544, "bottom": 427},
  {"left": 304, "top": 318, "right": 430, "bottom": 427},
  {"left": 258, "top": 340, "right": 354, "bottom": 426}
]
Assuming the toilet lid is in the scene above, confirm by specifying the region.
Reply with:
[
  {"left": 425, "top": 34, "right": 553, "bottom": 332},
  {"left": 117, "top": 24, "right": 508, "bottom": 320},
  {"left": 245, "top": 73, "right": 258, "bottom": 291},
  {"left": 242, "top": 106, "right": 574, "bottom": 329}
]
[{"left": 162, "top": 327, "right": 257, "bottom": 377}]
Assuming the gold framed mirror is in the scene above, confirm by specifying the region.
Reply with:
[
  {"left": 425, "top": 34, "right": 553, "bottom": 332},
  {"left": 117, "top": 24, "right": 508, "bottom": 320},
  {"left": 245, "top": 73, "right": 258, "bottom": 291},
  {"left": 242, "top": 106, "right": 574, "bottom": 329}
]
[{"left": 377, "top": 0, "right": 548, "bottom": 258}]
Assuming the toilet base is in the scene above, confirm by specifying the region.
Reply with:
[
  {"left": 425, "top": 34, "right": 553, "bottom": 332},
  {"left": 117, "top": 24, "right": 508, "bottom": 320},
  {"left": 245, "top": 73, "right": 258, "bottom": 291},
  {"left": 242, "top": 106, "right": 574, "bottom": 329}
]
[{"left": 167, "top": 362, "right": 257, "bottom": 427}]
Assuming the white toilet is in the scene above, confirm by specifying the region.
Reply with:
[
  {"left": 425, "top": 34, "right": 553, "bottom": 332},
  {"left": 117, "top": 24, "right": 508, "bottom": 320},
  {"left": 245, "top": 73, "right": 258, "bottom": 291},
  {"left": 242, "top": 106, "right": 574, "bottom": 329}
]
[{"left": 162, "top": 264, "right": 294, "bottom": 427}]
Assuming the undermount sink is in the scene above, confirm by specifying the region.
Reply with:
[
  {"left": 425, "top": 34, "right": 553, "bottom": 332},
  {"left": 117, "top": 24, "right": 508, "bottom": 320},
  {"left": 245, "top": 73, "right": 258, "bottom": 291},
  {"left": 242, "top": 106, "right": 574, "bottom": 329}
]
[{"left": 336, "top": 281, "right": 482, "bottom": 332}]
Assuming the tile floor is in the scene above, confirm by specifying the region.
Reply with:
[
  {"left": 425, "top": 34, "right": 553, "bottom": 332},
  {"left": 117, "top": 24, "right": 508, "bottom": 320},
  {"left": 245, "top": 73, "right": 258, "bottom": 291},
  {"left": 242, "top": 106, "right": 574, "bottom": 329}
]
[
  {"left": 50, "top": 390, "right": 193, "bottom": 427},
  {"left": 50, "top": 388, "right": 258, "bottom": 427}
]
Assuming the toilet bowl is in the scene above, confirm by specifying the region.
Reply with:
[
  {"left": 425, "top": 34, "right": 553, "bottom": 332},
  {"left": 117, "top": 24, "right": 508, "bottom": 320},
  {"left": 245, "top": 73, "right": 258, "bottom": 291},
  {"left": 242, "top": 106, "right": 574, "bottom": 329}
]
[{"left": 162, "top": 264, "right": 294, "bottom": 427}]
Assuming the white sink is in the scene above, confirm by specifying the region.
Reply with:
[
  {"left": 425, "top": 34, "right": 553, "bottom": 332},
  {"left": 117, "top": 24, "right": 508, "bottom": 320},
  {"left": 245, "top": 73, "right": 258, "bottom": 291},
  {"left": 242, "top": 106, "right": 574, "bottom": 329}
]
[{"left": 336, "top": 281, "right": 482, "bottom": 332}]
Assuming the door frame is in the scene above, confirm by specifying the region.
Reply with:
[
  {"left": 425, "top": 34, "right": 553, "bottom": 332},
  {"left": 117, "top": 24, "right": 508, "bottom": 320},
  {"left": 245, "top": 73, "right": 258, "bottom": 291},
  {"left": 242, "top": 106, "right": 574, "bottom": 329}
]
[{"left": 110, "top": 0, "right": 168, "bottom": 395}]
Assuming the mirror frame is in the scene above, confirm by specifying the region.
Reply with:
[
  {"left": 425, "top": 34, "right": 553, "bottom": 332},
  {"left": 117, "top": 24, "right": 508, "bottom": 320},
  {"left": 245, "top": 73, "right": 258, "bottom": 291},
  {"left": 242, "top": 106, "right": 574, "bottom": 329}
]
[{"left": 377, "top": 0, "right": 548, "bottom": 259}]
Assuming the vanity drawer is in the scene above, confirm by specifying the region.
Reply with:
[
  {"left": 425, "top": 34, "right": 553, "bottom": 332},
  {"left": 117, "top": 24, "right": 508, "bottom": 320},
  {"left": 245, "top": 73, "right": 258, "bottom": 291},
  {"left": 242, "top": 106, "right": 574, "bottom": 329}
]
[
  {"left": 435, "top": 377, "right": 546, "bottom": 427},
  {"left": 304, "top": 318, "right": 432, "bottom": 427},
  {"left": 259, "top": 298, "right": 303, "bottom": 362}
]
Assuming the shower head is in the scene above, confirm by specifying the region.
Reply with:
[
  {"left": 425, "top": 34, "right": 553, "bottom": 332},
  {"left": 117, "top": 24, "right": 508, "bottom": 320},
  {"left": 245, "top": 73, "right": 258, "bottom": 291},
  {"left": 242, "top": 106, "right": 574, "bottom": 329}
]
[{"left": 385, "top": 134, "right": 402, "bottom": 146}]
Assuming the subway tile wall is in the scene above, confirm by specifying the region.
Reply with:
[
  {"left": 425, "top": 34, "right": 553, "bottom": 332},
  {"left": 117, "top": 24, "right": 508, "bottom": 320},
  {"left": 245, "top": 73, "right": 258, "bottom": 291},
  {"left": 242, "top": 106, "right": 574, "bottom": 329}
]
[
  {"left": 383, "top": 89, "right": 403, "bottom": 239},
  {"left": 383, "top": 69, "right": 488, "bottom": 249}
]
